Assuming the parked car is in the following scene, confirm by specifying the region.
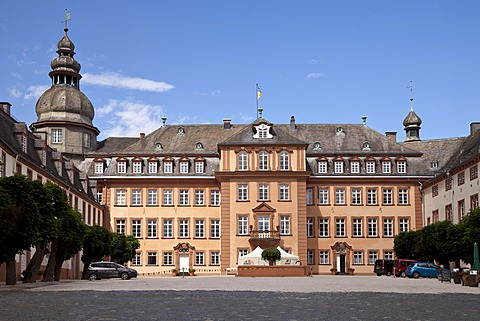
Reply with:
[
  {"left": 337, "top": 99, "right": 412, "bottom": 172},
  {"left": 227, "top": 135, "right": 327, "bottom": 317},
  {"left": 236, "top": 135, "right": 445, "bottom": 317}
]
[
  {"left": 374, "top": 259, "right": 394, "bottom": 276},
  {"left": 405, "top": 262, "right": 442, "bottom": 278},
  {"left": 86, "top": 262, "right": 138, "bottom": 281},
  {"left": 393, "top": 259, "right": 417, "bottom": 277}
]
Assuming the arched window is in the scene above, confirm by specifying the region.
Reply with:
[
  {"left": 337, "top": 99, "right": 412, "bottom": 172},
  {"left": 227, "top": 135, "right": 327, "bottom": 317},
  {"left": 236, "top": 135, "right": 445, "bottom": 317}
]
[
  {"left": 238, "top": 151, "right": 248, "bottom": 171},
  {"left": 279, "top": 151, "right": 289, "bottom": 170}
]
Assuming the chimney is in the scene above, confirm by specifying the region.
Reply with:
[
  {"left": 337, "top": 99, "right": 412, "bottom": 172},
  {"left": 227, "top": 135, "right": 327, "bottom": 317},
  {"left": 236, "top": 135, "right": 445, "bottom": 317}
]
[
  {"left": 385, "top": 131, "right": 397, "bottom": 142},
  {"left": 362, "top": 115, "right": 367, "bottom": 126},
  {"left": 140, "top": 133, "right": 145, "bottom": 139},
  {"left": 51, "top": 152, "right": 63, "bottom": 176},
  {"left": 223, "top": 118, "right": 231, "bottom": 130},
  {"left": 470, "top": 122, "right": 480, "bottom": 135},
  {"left": 290, "top": 116, "right": 296, "bottom": 131},
  {"left": 0, "top": 102, "right": 12, "bottom": 115}
]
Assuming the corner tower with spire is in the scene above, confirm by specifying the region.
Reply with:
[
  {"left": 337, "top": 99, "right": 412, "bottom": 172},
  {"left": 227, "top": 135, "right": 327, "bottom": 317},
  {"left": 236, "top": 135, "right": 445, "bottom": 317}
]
[{"left": 30, "top": 23, "right": 99, "bottom": 164}]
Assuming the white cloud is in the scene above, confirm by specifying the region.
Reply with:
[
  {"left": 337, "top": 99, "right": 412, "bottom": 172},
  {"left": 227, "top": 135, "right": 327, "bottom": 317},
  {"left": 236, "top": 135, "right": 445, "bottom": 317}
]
[
  {"left": 8, "top": 87, "right": 22, "bottom": 98},
  {"left": 24, "top": 85, "right": 49, "bottom": 100},
  {"left": 98, "top": 99, "right": 166, "bottom": 138},
  {"left": 197, "top": 89, "right": 221, "bottom": 96},
  {"left": 82, "top": 72, "right": 174, "bottom": 92},
  {"left": 306, "top": 72, "right": 325, "bottom": 79}
]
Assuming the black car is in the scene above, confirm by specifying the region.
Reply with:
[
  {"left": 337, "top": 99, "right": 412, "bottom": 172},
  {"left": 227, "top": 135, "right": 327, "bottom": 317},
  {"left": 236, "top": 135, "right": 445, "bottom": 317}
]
[
  {"left": 374, "top": 259, "right": 394, "bottom": 276},
  {"left": 86, "top": 262, "right": 138, "bottom": 281}
]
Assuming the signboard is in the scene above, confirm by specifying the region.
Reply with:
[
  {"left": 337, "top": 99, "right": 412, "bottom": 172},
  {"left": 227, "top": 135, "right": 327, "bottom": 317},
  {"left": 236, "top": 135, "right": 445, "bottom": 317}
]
[{"left": 441, "top": 269, "right": 451, "bottom": 283}]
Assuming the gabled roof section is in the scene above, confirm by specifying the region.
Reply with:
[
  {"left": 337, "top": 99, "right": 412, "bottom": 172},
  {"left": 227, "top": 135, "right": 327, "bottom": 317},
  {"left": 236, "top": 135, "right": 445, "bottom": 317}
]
[
  {"left": 219, "top": 118, "right": 308, "bottom": 146},
  {"left": 92, "top": 137, "right": 140, "bottom": 154},
  {"left": 443, "top": 128, "right": 480, "bottom": 171}
]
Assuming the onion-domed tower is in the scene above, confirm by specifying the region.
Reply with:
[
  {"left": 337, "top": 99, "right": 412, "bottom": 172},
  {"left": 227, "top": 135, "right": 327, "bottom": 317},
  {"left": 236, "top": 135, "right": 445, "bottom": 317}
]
[
  {"left": 31, "top": 26, "right": 99, "bottom": 164},
  {"left": 403, "top": 82, "right": 422, "bottom": 142}
]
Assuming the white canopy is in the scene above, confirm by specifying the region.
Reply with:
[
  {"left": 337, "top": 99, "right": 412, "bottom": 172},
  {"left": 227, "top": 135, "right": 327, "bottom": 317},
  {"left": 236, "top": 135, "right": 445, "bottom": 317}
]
[{"left": 238, "top": 246, "right": 300, "bottom": 266}]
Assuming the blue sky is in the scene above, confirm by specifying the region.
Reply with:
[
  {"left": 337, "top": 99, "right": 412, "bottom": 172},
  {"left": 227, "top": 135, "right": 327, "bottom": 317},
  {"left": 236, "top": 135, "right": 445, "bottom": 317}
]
[{"left": 2, "top": 1, "right": 479, "bottom": 140}]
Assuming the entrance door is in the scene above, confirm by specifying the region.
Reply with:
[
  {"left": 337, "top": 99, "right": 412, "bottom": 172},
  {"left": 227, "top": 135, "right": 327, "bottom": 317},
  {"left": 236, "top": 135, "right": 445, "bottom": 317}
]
[
  {"left": 179, "top": 255, "right": 189, "bottom": 274},
  {"left": 336, "top": 254, "right": 346, "bottom": 274}
]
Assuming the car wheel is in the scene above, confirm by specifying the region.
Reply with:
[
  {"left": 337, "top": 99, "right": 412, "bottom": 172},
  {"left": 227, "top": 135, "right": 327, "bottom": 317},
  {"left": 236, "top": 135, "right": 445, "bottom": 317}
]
[
  {"left": 400, "top": 271, "right": 406, "bottom": 278},
  {"left": 386, "top": 271, "right": 392, "bottom": 277},
  {"left": 376, "top": 273, "right": 382, "bottom": 276},
  {"left": 413, "top": 271, "right": 420, "bottom": 279},
  {"left": 88, "top": 273, "right": 98, "bottom": 281},
  {"left": 120, "top": 272, "right": 130, "bottom": 280}
]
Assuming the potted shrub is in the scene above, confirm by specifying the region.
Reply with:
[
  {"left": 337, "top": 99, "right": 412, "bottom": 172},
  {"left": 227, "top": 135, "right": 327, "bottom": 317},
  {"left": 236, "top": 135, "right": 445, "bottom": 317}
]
[
  {"left": 348, "top": 268, "right": 355, "bottom": 276},
  {"left": 330, "top": 268, "right": 337, "bottom": 275},
  {"left": 172, "top": 269, "right": 178, "bottom": 276},
  {"left": 261, "top": 248, "right": 281, "bottom": 266},
  {"left": 189, "top": 268, "right": 196, "bottom": 276}
]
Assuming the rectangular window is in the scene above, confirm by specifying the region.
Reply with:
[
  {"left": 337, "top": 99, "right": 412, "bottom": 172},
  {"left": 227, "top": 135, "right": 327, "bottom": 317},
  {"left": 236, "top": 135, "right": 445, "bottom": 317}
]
[
  {"left": 335, "top": 188, "right": 345, "bottom": 205},
  {"left": 350, "top": 161, "right": 360, "bottom": 174},
  {"left": 319, "top": 218, "right": 329, "bottom": 237},
  {"left": 353, "top": 251, "right": 363, "bottom": 265},
  {"left": 319, "top": 251, "right": 329, "bottom": 264},
  {"left": 132, "top": 252, "right": 141, "bottom": 266},
  {"left": 279, "top": 151, "right": 289, "bottom": 170},
  {"left": 94, "top": 162, "right": 104, "bottom": 174},
  {"left": 335, "top": 218, "right": 345, "bottom": 237},
  {"left": 280, "top": 215, "right": 290, "bottom": 235},
  {"left": 195, "top": 219, "right": 205, "bottom": 238},
  {"left": 132, "top": 189, "right": 142, "bottom": 206},
  {"left": 398, "top": 189, "right": 408, "bottom": 205},
  {"left": 210, "top": 190, "right": 220, "bottom": 206},
  {"left": 195, "top": 189, "right": 204, "bottom": 206},
  {"left": 367, "top": 189, "right": 377, "bottom": 205},
  {"left": 318, "top": 161, "right": 327, "bottom": 173},
  {"left": 397, "top": 161, "right": 406, "bottom": 173},
  {"left": 445, "top": 204, "right": 453, "bottom": 222},
  {"left": 432, "top": 185, "right": 439, "bottom": 197},
  {"left": 147, "top": 252, "right": 157, "bottom": 265},
  {"left": 211, "top": 219, "right": 220, "bottom": 238},
  {"left": 238, "top": 249, "right": 248, "bottom": 258},
  {"left": 163, "top": 252, "right": 173, "bottom": 265},
  {"left": 180, "top": 162, "right": 189, "bottom": 174},
  {"left": 163, "top": 219, "right": 173, "bottom": 238},
  {"left": 180, "top": 189, "right": 189, "bottom": 205},
  {"left": 368, "top": 251, "right": 378, "bottom": 265},
  {"left": 399, "top": 218, "right": 409, "bottom": 232},
  {"left": 51, "top": 129, "right": 62, "bottom": 144},
  {"left": 383, "top": 188, "right": 393, "bottom": 205},
  {"left": 148, "top": 161, "right": 158, "bottom": 174},
  {"left": 432, "top": 210, "right": 439, "bottom": 223},
  {"left": 116, "top": 219, "right": 126, "bottom": 234},
  {"left": 306, "top": 188, "right": 313, "bottom": 205},
  {"left": 259, "top": 151, "right": 268, "bottom": 170},
  {"left": 471, "top": 194, "right": 479, "bottom": 209},
  {"left": 366, "top": 161, "right": 375, "bottom": 174},
  {"left": 148, "top": 189, "right": 157, "bottom": 205},
  {"left": 257, "top": 215, "right": 270, "bottom": 231},
  {"left": 334, "top": 161, "right": 343, "bottom": 173},
  {"left": 307, "top": 217, "right": 314, "bottom": 237},
  {"left": 351, "top": 188, "right": 361, "bottom": 205},
  {"left": 279, "top": 184, "right": 290, "bottom": 201},
  {"left": 83, "top": 132, "right": 91, "bottom": 148},
  {"left": 383, "top": 218, "right": 393, "bottom": 237},
  {"left": 238, "top": 184, "right": 249, "bottom": 201},
  {"left": 458, "top": 199, "right": 465, "bottom": 221},
  {"left": 368, "top": 218, "right": 378, "bottom": 237},
  {"left": 238, "top": 152, "right": 248, "bottom": 171},
  {"left": 195, "top": 252, "right": 205, "bottom": 265},
  {"left": 163, "top": 189, "right": 173, "bottom": 205},
  {"left": 179, "top": 219, "right": 189, "bottom": 238},
  {"left": 458, "top": 171, "right": 465, "bottom": 186},
  {"left": 133, "top": 162, "right": 142, "bottom": 174},
  {"left": 471, "top": 165, "right": 478, "bottom": 180},
  {"left": 353, "top": 218, "right": 363, "bottom": 237},
  {"left": 116, "top": 189, "right": 126, "bottom": 206},
  {"left": 195, "top": 162, "right": 204, "bottom": 174},
  {"left": 147, "top": 219, "right": 157, "bottom": 238},
  {"left": 238, "top": 215, "right": 248, "bottom": 235},
  {"left": 211, "top": 251, "right": 220, "bottom": 265},
  {"left": 258, "top": 183, "right": 269, "bottom": 201},
  {"left": 96, "top": 191, "right": 103, "bottom": 204},
  {"left": 445, "top": 177, "right": 452, "bottom": 191},
  {"left": 384, "top": 251, "right": 394, "bottom": 261},
  {"left": 307, "top": 250, "right": 315, "bottom": 265},
  {"left": 132, "top": 219, "right": 142, "bottom": 238},
  {"left": 318, "top": 188, "right": 329, "bottom": 205},
  {"left": 117, "top": 161, "right": 126, "bottom": 174},
  {"left": 164, "top": 161, "right": 173, "bottom": 173},
  {"left": 382, "top": 161, "right": 391, "bottom": 173}
]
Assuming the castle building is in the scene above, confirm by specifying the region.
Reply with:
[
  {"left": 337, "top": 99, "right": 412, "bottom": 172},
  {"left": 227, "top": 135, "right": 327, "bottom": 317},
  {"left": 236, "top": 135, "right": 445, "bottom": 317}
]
[{"left": 2, "top": 25, "right": 479, "bottom": 280}]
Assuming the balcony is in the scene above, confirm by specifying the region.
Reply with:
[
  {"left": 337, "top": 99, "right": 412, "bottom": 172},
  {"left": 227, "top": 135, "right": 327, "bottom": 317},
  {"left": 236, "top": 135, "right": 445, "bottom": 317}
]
[{"left": 249, "top": 229, "right": 281, "bottom": 248}]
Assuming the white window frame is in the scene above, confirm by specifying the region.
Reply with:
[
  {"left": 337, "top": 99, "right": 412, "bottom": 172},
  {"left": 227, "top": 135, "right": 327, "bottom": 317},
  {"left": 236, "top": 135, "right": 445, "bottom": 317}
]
[
  {"left": 180, "top": 189, "right": 189, "bottom": 205},
  {"left": 384, "top": 218, "right": 394, "bottom": 237},
  {"left": 195, "top": 161, "right": 204, "bottom": 173},
  {"left": 116, "top": 189, "right": 126, "bottom": 205},
  {"left": 368, "top": 251, "right": 378, "bottom": 265},
  {"left": 148, "top": 161, "right": 158, "bottom": 174},
  {"left": 164, "top": 161, "right": 173, "bottom": 173},
  {"left": 132, "top": 189, "right": 142, "bottom": 206},
  {"left": 94, "top": 162, "right": 104, "bottom": 174},
  {"left": 195, "top": 189, "right": 205, "bottom": 206},
  {"left": 397, "top": 161, "right": 406, "bottom": 173},
  {"left": 258, "top": 183, "right": 269, "bottom": 201},
  {"left": 180, "top": 161, "right": 189, "bottom": 174},
  {"left": 319, "top": 218, "right": 329, "bottom": 237},
  {"left": 319, "top": 251, "right": 329, "bottom": 265},
  {"left": 238, "top": 215, "right": 249, "bottom": 235},
  {"left": 259, "top": 151, "right": 268, "bottom": 170},
  {"left": 116, "top": 219, "right": 126, "bottom": 234},
  {"left": 399, "top": 189, "right": 409, "bottom": 205},
  {"left": 238, "top": 151, "right": 248, "bottom": 171},
  {"left": 368, "top": 218, "right": 378, "bottom": 237},
  {"left": 51, "top": 128, "right": 62, "bottom": 144},
  {"left": 147, "top": 219, "right": 157, "bottom": 238},
  {"left": 163, "top": 219, "right": 173, "bottom": 238},
  {"left": 279, "top": 184, "right": 290, "bottom": 201},
  {"left": 399, "top": 218, "right": 409, "bottom": 232},
  {"left": 211, "top": 251, "right": 220, "bottom": 265},
  {"left": 279, "top": 151, "right": 289, "bottom": 170},
  {"left": 195, "top": 219, "right": 205, "bottom": 238},
  {"left": 353, "top": 251, "right": 363, "bottom": 265},
  {"left": 195, "top": 252, "right": 205, "bottom": 265},
  {"left": 382, "top": 161, "right": 391, "bottom": 173},
  {"left": 280, "top": 215, "right": 290, "bottom": 235},
  {"left": 353, "top": 218, "right": 362, "bottom": 237},
  {"left": 318, "top": 161, "right": 327, "bottom": 173},
  {"left": 366, "top": 161, "right": 375, "bottom": 174},
  {"left": 307, "top": 217, "right": 314, "bottom": 237},
  {"left": 163, "top": 252, "right": 173, "bottom": 265},
  {"left": 238, "top": 184, "right": 248, "bottom": 201},
  {"left": 350, "top": 161, "right": 360, "bottom": 174},
  {"left": 383, "top": 189, "right": 393, "bottom": 205},
  {"left": 334, "top": 161, "right": 344, "bottom": 173},
  {"left": 211, "top": 219, "right": 220, "bottom": 238},
  {"left": 117, "top": 161, "right": 127, "bottom": 174},
  {"left": 133, "top": 161, "right": 142, "bottom": 174},
  {"left": 179, "top": 219, "right": 189, "bottom": 238},
  {"left": 163, "top": 189, "right": 173, "bottom": 205},
  {"left": 148, "top": 189, "right": 157, "bottom": 205},
  {"left": 335, "top": 218, "right": 345, "bottom": 237},
  {"left": 132, "top": 219, "right": 142, "bottom": 238},
  {"left": 351, "top": 188, "right": 361, "bottom": 205},
  {"left": 335, "top": 188, "right": 345, "bottom": 205},
  {"left": 367, "top": 189, "right": 377, "bottom": 205},
  {"left": 210, "top": 190, "right": 220, "bottom": 206}
]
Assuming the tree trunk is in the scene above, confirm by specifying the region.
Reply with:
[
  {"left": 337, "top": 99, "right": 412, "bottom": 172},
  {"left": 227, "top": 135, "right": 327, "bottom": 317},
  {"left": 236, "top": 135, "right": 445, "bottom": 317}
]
[
  {"left": 53, "top": 259, "right": 64, "bottom": 281},
  {"left": 42, "top": 241, "right": 57, "bottom": 282},
  {"left": 22, "top": 244, "right": 48, "bottom": 283},
  {"left": 81, "top": 262, "right": 90, "bottom": 280},
  {"left": 6, "top": 257, "right": 17, "bottom": 285}
]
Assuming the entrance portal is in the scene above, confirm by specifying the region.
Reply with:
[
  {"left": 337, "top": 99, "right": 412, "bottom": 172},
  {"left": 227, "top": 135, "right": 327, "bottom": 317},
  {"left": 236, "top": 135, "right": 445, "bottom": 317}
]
[
  {"left": 336, "top": 254, "right": 346, "bottom": 274},
  {"left": 179, "top": 255, "right": 189, "bottom": 275}
]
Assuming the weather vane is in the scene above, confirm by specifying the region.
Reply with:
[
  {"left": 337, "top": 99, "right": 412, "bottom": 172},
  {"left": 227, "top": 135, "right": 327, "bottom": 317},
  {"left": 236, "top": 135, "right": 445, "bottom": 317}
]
[{"left": 63, "top": 9, "right": 71, "bottom": 29}]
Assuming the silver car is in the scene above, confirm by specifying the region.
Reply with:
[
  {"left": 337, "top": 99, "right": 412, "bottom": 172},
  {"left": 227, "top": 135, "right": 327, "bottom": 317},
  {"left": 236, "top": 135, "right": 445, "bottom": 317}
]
[{"left": 86, "top": 262, "right": 138, "bottom": 281}]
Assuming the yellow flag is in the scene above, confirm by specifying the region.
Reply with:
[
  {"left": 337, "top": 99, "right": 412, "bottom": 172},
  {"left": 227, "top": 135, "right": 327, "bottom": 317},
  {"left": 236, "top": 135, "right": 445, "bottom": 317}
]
[{"left": 257, "top": 87, "right": 262, "bottom": 100}]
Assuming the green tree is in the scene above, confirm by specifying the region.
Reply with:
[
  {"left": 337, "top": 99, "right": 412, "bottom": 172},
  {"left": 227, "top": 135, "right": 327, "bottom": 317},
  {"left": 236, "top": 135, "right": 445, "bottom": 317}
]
[
  {"left": 110, "top": 233, "right": 140, "bottom": 265},
  {"left": 81, "top": 225, "right": 113, "bottom": 279},
  {"left": 419, "top": 220, "right": 464, "bottom": 267},
  {"left": 261, "top": 248, "right": 281, "bottom": 265},
  {"left": 459, "top": 208, "right": 480, "bottom": 264},
  {"left": 22, "top": 180, "right": 56, "bottom": 283},
  {"left": 0, "top": 175, "right": 41, "bottom": 285},
  {"left": 394, "top": 230, "right": 422, "bottom": 260}
]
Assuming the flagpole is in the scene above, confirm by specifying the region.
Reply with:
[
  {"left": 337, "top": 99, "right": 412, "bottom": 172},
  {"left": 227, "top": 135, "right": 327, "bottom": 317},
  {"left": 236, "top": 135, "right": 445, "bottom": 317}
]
[{"left": 256, "top": 83, "right": 259, "bottom": 119}]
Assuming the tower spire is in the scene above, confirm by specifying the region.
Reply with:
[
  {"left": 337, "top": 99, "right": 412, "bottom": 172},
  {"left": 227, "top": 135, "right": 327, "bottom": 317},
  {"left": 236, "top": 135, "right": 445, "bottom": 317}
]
[
  {"left": 64, "top": 9, "right": 71, "bottom": 31},
  {"left": 409, "top": 80, "right": 414, "bottom": 111}
]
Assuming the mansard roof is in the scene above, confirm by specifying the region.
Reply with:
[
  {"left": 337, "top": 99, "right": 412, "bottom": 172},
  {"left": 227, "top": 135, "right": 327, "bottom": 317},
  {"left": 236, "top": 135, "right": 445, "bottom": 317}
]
[{"left": 443, "top": 128, "right": 480, "bottom": 171}]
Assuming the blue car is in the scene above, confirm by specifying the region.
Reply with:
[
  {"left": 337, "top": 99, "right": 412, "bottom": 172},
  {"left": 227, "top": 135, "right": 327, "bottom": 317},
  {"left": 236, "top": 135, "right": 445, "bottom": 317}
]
[{"left": 405, "top": 262, "right": 442, "bottom": 278}]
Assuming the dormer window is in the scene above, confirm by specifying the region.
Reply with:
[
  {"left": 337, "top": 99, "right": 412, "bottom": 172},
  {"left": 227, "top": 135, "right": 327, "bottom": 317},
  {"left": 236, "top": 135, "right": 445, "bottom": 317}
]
[
  {"left": 431, "top": 161, "right": 438, "bottom": 169},
  {"left": 117, "top": 160, "right": 127, "bottom": 174},
  {"left": 362, "top": 142, "right": 371, "bottom": 151},
  {"left": 195, "top": 157, "right": 205, "bottom": 173},
  {"left": 180, "top": 161, "right": 189, "bottom": 174},
  {"left": 195, "top": 142, "right": 204, "bottom": 150},
  {"left": 397, "top": 160, "right": 407, "bottom": 173},
  {"left": 148, "top": 159, "right": 158, "bottom": 173},
  {"left": 132, "top": 160, "right": 143, "bottom": 174},
  {"left": 350, "top": 160, "right": 360, "bottom": 174},
  {"left": 177, "top": 127, "right": 185, "bottom": 136},
  {"left": 334, "top": 161, "right": 344, "bottom": 173},
  {"left": 366, "top": 160, "right": 376, "bottom": 174},
  {"left": 163, "top": 160, "right": 173, "bottom": 173},
  {"left": 253, "top": 123, "right": 273, "bottom": 139},
  {"left": 318, "top": 160, "right": 328, "bottom": 173},
  {"left": 313, "top": 142, "right": 322, "bottom": 150},
  {"left": 382, "top": 161, "right": 391, "bottom": 173},
  {"left": 21, "top": 135, "right": 27, "bottom": 153},
  {"left": 154, "top": 142, "right": 163, "bottom": 151},
  {"left": 94, "top": 161, "right": 104, "bottom": 174}
]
